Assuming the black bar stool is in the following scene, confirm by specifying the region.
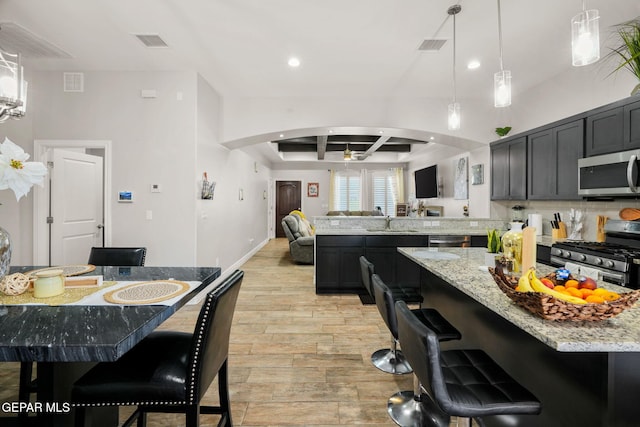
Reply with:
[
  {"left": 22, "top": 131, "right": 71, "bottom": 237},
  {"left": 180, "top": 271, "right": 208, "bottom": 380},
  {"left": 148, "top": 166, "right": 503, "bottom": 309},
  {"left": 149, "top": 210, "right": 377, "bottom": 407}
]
[
  {"left": 395, "top": 300, "right": 541, "bottom": 427},
  {"left": 359, "top": 256, "right": 422, "bottom": 305},
  {"left": 370, "top": 274, "right": 460, "bottom": 376}
]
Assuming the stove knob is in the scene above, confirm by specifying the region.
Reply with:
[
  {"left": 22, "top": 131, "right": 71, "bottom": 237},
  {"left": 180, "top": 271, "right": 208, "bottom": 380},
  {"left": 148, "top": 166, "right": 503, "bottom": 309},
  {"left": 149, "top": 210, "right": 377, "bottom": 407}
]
[
  {"left": 578, "top": 254, "right": 587, "bottom": 261},
  {"left": 606, "top": 260, "right": 615, "bottom": 268},
  {"left": 562, "top": 250, "right": 570, "bottom": 258},
  {"left": 595, "top": 258, "right": 603, "bottom": 265}
]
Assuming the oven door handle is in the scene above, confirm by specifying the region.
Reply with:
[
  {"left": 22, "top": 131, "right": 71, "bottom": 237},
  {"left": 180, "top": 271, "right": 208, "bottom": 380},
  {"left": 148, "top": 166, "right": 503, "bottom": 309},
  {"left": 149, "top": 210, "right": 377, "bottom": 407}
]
[{"left": 627, "top": 154, "right": 638, "bottom": 193}]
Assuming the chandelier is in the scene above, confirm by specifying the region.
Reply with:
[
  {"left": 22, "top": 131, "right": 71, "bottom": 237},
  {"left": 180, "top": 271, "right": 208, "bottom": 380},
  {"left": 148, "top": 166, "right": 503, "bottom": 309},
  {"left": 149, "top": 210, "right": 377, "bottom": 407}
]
[{"left": 0, "top": 50, "right": 26, "bottom": 122}]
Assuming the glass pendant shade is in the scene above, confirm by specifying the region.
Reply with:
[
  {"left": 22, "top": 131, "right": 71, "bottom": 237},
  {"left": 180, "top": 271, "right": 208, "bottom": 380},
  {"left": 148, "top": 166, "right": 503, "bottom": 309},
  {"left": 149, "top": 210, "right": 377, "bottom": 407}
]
[
  {"left": 0, "top": 51, "right": 25, "bottom": 121},
  {"left": 448, "top": 102, "right": 461, "bottom": 131},
  {"left": 494, "top": 69, "right": 512, "bottom": 107},
  {"left": 571, "top": 9, "right": 600, "bottom": 66},
  {"left": 343, "top": 147, "right": 352, "bottom": 161}
]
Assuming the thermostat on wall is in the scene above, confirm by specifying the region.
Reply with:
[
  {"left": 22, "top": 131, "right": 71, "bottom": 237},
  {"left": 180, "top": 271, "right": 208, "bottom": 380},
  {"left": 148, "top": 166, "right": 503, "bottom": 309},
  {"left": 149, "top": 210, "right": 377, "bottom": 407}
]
[{"left": 118, "top": 191, "right": 133, "bottom": 202}]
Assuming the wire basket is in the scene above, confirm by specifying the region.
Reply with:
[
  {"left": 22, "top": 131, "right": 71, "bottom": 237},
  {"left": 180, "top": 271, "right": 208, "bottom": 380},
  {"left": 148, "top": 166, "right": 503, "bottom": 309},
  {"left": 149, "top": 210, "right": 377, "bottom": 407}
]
[{"left": 489, "top": 267, "right": 640, "bottom": 322}]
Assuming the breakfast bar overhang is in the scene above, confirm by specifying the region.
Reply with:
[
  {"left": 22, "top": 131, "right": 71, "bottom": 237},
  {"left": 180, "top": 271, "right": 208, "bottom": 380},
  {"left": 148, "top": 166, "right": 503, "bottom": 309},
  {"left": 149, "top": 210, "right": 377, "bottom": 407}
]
[{"left": 399, "top": 247, "right": 640, "bottom": 427}]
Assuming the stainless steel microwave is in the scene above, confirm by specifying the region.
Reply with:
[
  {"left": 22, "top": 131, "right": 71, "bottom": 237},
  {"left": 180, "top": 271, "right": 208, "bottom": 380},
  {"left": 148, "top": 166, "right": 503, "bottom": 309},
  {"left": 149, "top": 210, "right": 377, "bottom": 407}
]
[{"left": 578, "top": 149, "right": 640, "bottom": 196}]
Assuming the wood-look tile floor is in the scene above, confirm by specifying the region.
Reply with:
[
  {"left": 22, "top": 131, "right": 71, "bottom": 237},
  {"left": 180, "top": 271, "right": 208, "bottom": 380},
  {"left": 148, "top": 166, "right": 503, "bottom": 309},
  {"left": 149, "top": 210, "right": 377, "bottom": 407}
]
[{"left": 0, "top": 238, "right": 471, "bottom": 426}]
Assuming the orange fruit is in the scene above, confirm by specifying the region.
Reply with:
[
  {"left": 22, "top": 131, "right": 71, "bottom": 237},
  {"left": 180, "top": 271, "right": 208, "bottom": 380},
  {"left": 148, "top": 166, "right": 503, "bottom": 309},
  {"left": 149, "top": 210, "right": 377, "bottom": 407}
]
[
  {"left": 580, "top": 289, "right": 594, "bottom": 299},
  {"left": 602, "top": 292, "right": 620, "bottom": 301},
  {"left": 585, "top": 295, "right": 605, "bottom": 304},
  {"left": 565, "top": 279, "right": 579, "bottom": 289},
  {"left": 554, "top": 285, "right": 566, "bottom": 292},
  {"left": 566, "top": 287, "right": 583, "bottom": 298},
  {"left": 593, "top": 288, "right": 609, "bottom": 296}
]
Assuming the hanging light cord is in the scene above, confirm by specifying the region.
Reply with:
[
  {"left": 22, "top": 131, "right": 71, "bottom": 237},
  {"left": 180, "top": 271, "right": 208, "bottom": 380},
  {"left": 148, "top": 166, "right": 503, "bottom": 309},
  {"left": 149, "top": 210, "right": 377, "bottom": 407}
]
[
  {"left": 448, "top": 5, "right": 460, "bottom": 103},
  {"left": 497, "top": 0, "right": 504, "bottom": 71}
]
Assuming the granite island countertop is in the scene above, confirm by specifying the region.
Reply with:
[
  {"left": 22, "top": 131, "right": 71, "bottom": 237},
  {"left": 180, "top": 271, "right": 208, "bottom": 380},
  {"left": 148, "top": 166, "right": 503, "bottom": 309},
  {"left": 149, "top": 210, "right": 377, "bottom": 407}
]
[{"left": 399, "top": 247, "right": 640, "bottom": 352}]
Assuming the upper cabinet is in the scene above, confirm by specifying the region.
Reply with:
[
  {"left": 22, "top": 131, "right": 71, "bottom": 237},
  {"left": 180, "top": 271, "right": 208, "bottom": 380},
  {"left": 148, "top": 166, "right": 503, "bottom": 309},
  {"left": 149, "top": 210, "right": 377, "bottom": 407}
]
[
  {"left": 586, "top": 99, "right": 640, "bottom": 156},
  {"left": 491, "top": 136, "right": 526, "bottom": 200},
  {"left": 528, "top": 120, "right": 584, "bottom": 200}
]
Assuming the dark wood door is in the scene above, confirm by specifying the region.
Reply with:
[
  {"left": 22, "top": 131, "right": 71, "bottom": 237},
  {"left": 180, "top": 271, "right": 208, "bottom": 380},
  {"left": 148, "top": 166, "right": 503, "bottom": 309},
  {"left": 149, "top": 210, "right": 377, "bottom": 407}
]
[{"left": 275, "top": 181, "right": 301, "bottom": 238}]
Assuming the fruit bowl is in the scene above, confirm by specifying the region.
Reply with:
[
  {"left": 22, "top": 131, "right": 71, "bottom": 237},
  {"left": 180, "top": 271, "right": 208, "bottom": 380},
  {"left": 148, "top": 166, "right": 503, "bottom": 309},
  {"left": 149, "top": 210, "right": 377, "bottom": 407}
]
[{"left": 489, "top": 267, "right": 640, "bottom": 321}]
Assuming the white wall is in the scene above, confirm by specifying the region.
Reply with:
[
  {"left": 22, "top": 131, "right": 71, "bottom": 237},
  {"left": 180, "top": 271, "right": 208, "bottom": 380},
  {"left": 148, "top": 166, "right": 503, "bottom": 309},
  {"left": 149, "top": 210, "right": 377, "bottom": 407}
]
[
  {"left": 195, "top": 75, "right": 270, "bottom": 269},
  {"left": 407, "top": 145, "right": 491, "bottom": 218}
]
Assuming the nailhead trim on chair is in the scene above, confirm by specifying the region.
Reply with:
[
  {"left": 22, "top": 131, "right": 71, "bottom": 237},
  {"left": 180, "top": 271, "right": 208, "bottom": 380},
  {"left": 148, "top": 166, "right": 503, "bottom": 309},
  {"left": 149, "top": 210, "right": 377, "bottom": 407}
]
[{"left": 188, "top": 293, "right": 212, "bottom": 404}]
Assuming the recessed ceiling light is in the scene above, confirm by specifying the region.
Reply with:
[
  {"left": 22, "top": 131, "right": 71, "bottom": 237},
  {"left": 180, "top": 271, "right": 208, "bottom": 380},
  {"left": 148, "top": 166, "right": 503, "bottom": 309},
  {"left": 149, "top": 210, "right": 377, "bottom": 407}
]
[
  {"left": 467, "top": 60, "right": 481, "bottom": 70},
  {"left": 288, "top": 57, "right": 300, "bottom": 67},
  {"left": 430, "top": 136, "right": 435, "bottom": 141}
]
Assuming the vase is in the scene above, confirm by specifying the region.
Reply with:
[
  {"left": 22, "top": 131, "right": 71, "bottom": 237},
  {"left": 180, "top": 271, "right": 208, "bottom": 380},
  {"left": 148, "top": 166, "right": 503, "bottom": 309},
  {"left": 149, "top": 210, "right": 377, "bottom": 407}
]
[
  {"left": 501, "top": 222, "right": 523, "bottom": 274},
  {"left": 0, "top": 226, "right": 11, "bottom": 282},
  {"left": 632, "top": 83, "right": 640, "bottom": 97},
  {"left": 484, "top": 251, "right": 501, "bottom": 268}
]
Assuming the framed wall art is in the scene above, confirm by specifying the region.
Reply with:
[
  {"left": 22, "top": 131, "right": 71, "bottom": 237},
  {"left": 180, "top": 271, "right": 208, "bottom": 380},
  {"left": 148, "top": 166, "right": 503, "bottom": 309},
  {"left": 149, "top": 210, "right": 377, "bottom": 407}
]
[
  {"left": 471, "top": 164, "right": 484, "bottom": 185},
  {"left": 307, "top": 182, "right": 319, "bottom": 197}
]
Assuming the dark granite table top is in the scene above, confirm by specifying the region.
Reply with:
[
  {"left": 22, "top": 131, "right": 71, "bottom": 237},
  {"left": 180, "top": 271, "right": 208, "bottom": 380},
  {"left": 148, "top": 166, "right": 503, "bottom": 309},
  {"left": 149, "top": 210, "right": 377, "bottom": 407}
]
[{"left": 0, "top": 266, "right": 221, "bottom": 362}]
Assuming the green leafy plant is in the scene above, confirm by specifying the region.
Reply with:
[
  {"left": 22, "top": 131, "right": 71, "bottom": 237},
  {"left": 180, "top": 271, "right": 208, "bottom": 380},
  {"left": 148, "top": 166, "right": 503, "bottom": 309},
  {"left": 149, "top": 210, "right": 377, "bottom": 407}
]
[
  {"left": 495, "top": 126, "right": 512, "bottom": 137},
  {"left": 607, "top": 19, "right": 640, "bottom": 95},
  {"left": 487, "top": 228, "right": 502, "bottom": 253}
]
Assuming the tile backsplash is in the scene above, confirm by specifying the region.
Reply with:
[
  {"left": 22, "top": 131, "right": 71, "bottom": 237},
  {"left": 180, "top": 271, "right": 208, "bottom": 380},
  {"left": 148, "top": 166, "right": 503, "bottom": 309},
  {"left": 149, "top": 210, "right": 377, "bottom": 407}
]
[{"left": 491, "top": 199, "right": 640, "bottom": 240}]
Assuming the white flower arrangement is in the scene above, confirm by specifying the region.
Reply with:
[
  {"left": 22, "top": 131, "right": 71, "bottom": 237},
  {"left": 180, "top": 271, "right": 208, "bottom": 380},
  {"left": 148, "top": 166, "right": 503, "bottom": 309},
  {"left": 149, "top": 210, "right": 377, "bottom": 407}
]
[{"left": 0, "top": 138, "right": 47, "bottom": 200}]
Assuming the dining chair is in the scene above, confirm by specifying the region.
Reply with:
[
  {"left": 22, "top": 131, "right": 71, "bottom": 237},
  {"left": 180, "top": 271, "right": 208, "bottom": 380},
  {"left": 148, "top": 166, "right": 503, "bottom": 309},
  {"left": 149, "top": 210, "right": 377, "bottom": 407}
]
[
  {"left": 88, "top": 247, "right": 147, "bottom": 266},
  {"left": 71, "top": 269, "right": 244, "bottom": 427},
  {"left": 18, "top": 246, "right": 148, "bottom": 405}
]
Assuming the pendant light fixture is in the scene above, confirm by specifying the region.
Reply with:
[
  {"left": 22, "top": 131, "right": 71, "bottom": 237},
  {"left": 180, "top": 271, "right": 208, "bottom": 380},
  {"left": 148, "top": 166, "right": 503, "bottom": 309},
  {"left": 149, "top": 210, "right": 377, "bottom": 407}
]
[
  {"left": 571, "top": 1, "right": 600, "bottom": 67},
  {"left": 494, "top": 0, "right": 511, "bottom": 108},
  {"left": 447, "top": 4, "right": 461, "bottom": 131},
  {"left": 0, "top": 49, "right": 26, "bottom": 122}
]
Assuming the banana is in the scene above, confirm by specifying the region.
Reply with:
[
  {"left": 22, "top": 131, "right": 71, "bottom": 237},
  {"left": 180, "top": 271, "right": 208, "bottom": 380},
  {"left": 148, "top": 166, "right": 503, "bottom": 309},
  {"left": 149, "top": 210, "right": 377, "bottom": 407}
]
[
  {"left": 515, "top": 272, "right": 534, "bottom": 292},
  {"left": 528, "top": 269, "right": 586, "bottom": 305}
]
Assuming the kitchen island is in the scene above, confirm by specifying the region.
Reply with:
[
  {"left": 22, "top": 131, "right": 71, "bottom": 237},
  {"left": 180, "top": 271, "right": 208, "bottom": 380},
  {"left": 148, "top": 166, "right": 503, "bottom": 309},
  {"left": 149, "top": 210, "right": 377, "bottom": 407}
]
[{"left": 399, "top": 247, "right": 640, "bottom": 427}]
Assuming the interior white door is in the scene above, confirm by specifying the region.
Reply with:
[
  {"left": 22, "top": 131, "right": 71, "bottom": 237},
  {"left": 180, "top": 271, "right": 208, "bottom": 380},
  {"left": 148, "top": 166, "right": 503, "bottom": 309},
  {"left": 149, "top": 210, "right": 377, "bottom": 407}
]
[{"left": 50, "top": 149, "right": 104, "bottom": 265}]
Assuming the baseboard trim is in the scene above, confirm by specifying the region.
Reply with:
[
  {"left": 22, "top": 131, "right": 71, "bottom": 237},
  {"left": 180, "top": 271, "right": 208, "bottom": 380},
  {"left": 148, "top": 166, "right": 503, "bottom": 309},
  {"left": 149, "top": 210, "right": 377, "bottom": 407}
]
[{"left": 188, "top": 237, "right": 270, "bottom": 305}]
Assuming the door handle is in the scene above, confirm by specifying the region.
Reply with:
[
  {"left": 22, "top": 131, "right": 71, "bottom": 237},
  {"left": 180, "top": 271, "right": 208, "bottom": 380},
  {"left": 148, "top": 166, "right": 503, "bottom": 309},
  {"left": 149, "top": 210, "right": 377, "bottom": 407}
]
[
  {"left": 97, "top": 224, "right": 104, "bottom": 229},
  {"left": 627, "top": 155, "right": 638, "bottom": 193}
]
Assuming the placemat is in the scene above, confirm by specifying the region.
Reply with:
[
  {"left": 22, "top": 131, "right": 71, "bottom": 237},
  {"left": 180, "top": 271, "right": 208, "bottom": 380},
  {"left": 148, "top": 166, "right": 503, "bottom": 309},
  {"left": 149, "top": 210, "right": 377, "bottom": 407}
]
[
  {"left": 0, "top": 281, "right": 118, "bottom": 306},
  {"left": 103, "top": 280, "right": 190, "bottom": 305},
  {"left": 25, "top": 264, "right": 96, "bottom": 278}
]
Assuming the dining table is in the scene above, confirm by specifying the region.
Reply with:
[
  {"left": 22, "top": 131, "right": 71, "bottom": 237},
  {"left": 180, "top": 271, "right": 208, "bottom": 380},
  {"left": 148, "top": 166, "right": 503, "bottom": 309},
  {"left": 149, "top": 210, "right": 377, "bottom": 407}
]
[{"left": 0, "top": 265, "right": 221, "bottom": 427}]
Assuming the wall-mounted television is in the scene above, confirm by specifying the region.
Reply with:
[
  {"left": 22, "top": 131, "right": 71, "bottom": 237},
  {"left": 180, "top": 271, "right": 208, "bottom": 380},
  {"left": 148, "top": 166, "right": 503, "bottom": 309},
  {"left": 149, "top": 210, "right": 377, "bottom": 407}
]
[{"left": 415, "top": 165, "right": 438, "bottom": 199}]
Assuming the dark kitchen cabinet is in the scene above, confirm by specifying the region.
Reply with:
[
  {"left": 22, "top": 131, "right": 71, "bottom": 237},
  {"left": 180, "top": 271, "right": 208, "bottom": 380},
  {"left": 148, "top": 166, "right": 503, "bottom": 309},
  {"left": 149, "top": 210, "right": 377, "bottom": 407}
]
[
  {"left": 491, "top": 136, "right": 527, "bottom": 200},
  {"left": 315, "top": 235, "right": 364, "bottom": 294},
  {"left": 624, "top": 100, "right": 640, "bottom": 150},
  {"left": 528, "top": 119, "right": 583, "bottom": 200},
  {"left": 585, "top": 106, "right": 625, "bottom": 156},
  {"left": 364, "top": 235, "right": 428, "bottom": 291}
]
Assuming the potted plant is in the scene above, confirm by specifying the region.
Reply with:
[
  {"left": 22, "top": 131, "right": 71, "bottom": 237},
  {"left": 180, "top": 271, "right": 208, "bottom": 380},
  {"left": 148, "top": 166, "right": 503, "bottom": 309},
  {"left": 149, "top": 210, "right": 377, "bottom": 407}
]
[
  {"left": 607, "top": 19, "right": 640, "bottom": 96},
  {"left": 485, "top": 228, "right": 502, "bottom": 267},
  {"left": 495, "top": 126, "right": 512, "bottom": 138}
]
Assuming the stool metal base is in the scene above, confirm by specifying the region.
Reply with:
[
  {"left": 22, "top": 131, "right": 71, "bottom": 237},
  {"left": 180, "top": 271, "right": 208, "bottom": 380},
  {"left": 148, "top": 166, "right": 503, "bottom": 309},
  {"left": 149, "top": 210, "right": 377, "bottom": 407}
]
[
  {"left": 371, "top": 348, "right": 413, "bottom": 375},
  {"left": 388, "top": 390, "right": 450, "bottom": 427}
]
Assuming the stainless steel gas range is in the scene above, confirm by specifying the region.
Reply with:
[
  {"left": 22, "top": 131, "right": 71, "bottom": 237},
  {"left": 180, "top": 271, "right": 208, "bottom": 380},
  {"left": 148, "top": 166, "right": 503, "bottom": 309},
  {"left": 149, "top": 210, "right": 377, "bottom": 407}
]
[{"left": 550, "top": 220, "right": 640, "bottom": 289}]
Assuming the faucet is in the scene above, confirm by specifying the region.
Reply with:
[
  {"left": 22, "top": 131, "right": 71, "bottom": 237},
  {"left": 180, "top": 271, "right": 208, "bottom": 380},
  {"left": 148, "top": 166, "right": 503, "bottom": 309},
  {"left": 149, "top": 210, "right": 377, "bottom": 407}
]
[{"left": 385, "top": 215, "right": 391, "bottom": 230}]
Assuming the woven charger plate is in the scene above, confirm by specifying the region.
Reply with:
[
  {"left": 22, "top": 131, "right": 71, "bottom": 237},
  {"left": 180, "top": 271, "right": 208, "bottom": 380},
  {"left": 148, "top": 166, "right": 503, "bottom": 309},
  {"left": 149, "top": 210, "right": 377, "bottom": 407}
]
[
  {"left": 25, "top": 265, "right": 96, "bottom": 278},
  {"left": 103, "top": 280, "right": 190, "bottom": 305}
]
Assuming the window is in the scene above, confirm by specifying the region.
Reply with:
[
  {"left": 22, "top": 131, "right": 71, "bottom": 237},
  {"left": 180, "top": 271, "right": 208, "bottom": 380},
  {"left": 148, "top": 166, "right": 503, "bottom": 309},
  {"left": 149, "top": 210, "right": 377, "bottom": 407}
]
[
  {"left": 372, "top": 171, "right": 397, "bottom": 216},
  {"left": 332, "top": 173, "right": 361, "bottom": 211}
]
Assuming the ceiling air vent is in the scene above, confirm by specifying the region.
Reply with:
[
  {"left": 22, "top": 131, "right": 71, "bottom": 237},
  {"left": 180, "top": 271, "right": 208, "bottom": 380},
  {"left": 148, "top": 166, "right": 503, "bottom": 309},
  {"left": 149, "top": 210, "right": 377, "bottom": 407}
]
[
  {"left": 418, "top": 38, "right": 447, "bottom": 52},
  {"left": 64, "top": 72, "right": 84, "bottom": 93},
  {"left": 134, "top": 34, "right": 169, "bottom": 48},
  {"left": 0, "top": 22, "right": 72, "bottom": 58}
]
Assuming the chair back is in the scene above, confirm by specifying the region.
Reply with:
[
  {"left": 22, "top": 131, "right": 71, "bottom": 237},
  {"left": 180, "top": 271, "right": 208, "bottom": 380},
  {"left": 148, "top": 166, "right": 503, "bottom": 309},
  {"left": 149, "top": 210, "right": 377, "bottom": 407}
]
[
  {"left": 88, "top": 247, "right": 146, "bottom": 266},
  {"left": 395, "top": 300, "right": 447, "bottom": 407},
  {"left": 371, "top": 274, "right": 399, "bottom": 339},
  {"left": 359, "top": 256, "right": 375, "bottom": 298},
  {"left": 187, "top": 269, "right": 244, "bottom": 403}
]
